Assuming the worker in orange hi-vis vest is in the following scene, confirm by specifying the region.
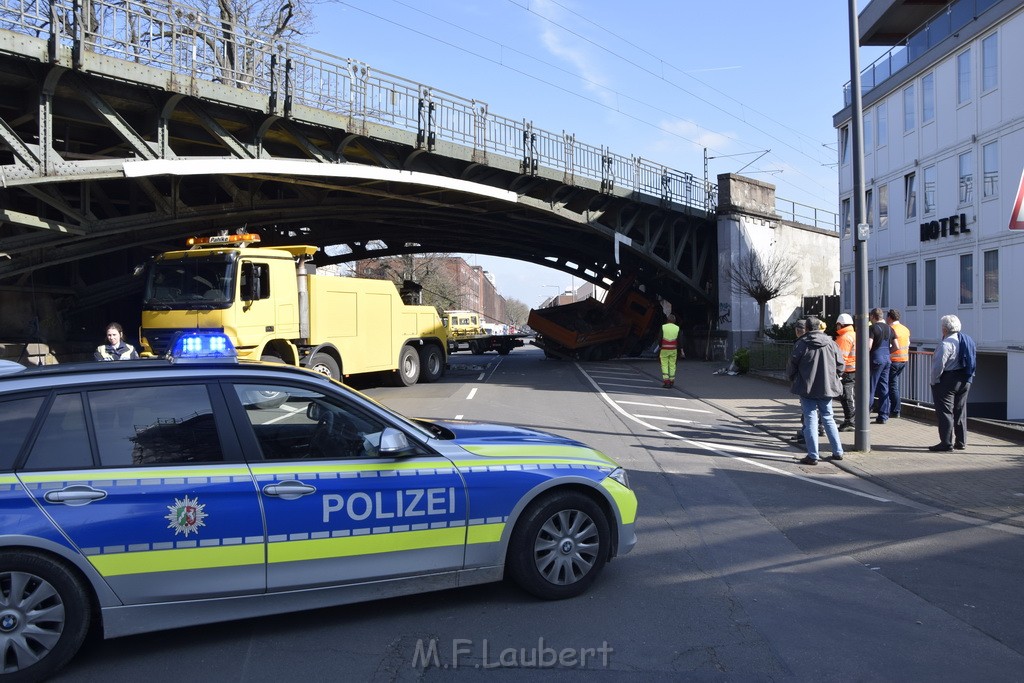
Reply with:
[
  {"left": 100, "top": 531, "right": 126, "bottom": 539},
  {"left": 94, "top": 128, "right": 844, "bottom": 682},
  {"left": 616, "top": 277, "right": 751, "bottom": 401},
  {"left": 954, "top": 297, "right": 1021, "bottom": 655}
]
[
  {"left": 885, "top": 308, "right": 911, "bottom": 419},
  {"left": 659, "top": 314, "right": 681, "bottom": 388},
  {"left": 834, "top": 313, "right": 857, "bottom": 431}
]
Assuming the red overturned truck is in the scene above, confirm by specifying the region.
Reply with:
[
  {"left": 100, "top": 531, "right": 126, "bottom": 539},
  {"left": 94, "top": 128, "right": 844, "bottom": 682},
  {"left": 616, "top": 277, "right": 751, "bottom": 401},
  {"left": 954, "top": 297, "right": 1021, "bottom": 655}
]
[{"left": 528, "top": 275, "right": 661, "bottom": 361}]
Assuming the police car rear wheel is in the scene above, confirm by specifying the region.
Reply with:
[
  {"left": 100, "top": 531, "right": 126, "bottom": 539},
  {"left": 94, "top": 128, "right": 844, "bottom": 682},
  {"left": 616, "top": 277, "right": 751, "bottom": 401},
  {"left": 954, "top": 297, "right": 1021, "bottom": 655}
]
[
  {"left": 507, "top": 492, "right": 609, "bottom": 600},
  {"left": 0, "top": 552, "right": 91, "bottom": 681}
]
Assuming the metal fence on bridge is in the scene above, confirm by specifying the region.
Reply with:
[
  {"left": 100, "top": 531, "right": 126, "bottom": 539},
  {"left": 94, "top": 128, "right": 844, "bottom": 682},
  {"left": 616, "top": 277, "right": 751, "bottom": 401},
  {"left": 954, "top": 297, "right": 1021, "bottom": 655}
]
[{"left": 0, "top": 0, "right": 837, "bottom": 231}]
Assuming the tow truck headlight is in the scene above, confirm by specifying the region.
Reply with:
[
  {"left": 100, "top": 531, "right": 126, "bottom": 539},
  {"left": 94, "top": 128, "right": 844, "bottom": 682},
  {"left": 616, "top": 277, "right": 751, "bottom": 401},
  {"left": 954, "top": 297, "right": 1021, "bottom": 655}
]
[
  {"left": 169, "top": 332, "right": 237, "bottom": 363},
  {"left": 608, "top": 467, "right": 630, "bottom": 489}
]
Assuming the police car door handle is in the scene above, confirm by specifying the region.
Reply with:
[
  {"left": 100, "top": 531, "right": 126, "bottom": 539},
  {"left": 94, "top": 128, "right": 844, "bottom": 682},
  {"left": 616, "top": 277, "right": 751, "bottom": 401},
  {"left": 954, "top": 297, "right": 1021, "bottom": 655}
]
[
  {"left": 43, "top": 485, "right": 108, "bottom": 506},
  {"left": 262, "top": 480, "right": 317, "bottom": 500}
]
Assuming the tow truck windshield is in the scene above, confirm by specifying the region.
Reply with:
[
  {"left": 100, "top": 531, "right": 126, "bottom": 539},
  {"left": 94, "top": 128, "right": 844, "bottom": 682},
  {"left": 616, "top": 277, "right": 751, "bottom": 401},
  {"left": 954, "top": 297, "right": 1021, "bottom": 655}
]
[{"left": 143, "top": 256, "right": 237, "bottom": 310}]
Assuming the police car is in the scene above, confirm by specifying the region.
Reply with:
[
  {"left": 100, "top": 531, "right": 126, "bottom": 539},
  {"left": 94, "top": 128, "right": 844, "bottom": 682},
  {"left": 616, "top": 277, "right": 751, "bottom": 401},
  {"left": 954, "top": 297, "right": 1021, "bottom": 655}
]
[{"left": 0, "top": 333, "right": 637, "bottom": 680}]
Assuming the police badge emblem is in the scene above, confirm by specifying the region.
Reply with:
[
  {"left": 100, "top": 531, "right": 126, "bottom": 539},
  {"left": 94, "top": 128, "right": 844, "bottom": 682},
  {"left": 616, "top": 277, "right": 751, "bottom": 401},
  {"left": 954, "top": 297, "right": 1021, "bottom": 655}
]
[{"left": 165, "top": 494, "right": 208, "bottom": 536}]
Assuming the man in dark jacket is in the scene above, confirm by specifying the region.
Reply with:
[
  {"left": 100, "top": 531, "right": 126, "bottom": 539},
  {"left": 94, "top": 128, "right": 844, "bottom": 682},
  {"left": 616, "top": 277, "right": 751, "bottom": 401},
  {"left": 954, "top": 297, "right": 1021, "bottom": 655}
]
[{"left": 786, "top": 315, "right": 845, "bottom": 465}]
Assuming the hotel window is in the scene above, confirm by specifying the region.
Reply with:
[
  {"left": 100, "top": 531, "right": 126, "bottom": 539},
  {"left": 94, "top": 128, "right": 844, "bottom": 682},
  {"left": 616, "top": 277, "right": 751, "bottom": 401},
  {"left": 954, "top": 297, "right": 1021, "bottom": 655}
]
[
  {"left": 922, "top": 166, "right": 936, "bottom": 215},
  {"left": 864, "top": 112, "right": 873, "bottom": 150},
  {"left": 841, "top": 197, "right": 851, "bottom": 237},
  {"left": 982, "top": 33, "right": 998, "bottom": 92},
  {"left": 840, "top": 126, "right": 850, "bottom": 166},
  {"left": 843, "top": 272, "right": 852, "bottom": 311},
  {"left": 957, "top": 50, "right": 971, "bottom": 105},
  {"left": 921, "top": 73, "right": 935, "bottom": 123},
  {"left": 878, "top": 184, "right": 889, "bottom": 229},
  {"left": 983, "top": 142, "right": 998, "bottom": 197},
  {"left": 925, "top": 259, "right": 936, "bottom": 307},
  {"left": 865, "top": 189, "right": 873, "bottom": 229},
  {"left": 905, "top": 172, "right": 916, "bottom": 220},
  {"left": 959, "top": 151, "right": 974, "bottom": 205},
  {"left": 984, "top": 250, "right": 999, "bottom": 303},
  {"left": 960, "top": 254, "right": 973, "bottom": 305},
  {"left": 903, "top": 85, "right": 915, "bottom": 132},
  {"left": 868, "top": 268, "right": 874, "bottom": 307},
  {"left": 877, "top": 102, "right": 888, "bottom": 146},
  {"left": 906, "top": 262, "right": 917, "bottom": 308},
  {"left": 879, "top": 266, "right": 889, "bottom": 308}
]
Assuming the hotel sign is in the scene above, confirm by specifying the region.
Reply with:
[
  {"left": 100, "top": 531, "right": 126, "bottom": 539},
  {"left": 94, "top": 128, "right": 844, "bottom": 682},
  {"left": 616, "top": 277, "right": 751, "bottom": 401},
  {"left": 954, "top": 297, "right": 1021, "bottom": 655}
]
[{"left": 920, "top": 213, "right": 969, "bottom": 242}]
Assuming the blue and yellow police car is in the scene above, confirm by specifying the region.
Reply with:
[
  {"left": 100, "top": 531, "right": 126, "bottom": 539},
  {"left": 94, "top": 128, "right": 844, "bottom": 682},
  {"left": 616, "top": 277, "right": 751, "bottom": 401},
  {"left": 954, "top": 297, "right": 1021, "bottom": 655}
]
[{"left": 0, "top": 333, "right": 637, "bottom": 679}]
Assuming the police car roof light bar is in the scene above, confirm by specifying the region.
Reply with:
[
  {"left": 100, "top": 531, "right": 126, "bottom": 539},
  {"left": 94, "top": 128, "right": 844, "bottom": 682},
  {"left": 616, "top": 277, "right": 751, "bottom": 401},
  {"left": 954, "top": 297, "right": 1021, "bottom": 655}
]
[{"left": 169, "top": 332, "right": 238, "bottom": 364}]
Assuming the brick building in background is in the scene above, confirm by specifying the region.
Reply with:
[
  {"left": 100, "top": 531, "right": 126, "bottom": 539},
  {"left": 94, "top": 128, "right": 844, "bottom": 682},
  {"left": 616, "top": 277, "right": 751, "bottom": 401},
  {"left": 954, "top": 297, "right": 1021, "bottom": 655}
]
[{"left": 351, "top": 255, "right": 509, "bottom": 326}]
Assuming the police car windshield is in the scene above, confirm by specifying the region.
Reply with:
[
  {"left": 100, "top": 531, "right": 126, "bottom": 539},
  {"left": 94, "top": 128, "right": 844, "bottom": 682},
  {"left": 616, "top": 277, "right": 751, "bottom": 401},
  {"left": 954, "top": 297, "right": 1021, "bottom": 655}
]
[
  {"left": 144, "top": 256, "right": 236, "bottom": 309},
  {"left": 329, "top": 379, "right": 441, "bottom": 442}
]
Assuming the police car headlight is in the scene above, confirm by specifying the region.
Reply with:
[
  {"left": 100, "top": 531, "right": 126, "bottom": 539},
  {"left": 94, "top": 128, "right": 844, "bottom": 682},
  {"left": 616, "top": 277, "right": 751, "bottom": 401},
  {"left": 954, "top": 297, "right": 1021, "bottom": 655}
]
[{"left": 608, "top": 467, "right": 630, "bottom": 489}]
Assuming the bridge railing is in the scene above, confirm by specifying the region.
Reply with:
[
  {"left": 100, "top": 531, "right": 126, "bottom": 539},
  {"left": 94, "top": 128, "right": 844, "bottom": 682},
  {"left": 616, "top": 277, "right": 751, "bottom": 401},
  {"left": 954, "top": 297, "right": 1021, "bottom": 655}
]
[{"left": 2, "top": 0, "right": 855, "bottom": 218}]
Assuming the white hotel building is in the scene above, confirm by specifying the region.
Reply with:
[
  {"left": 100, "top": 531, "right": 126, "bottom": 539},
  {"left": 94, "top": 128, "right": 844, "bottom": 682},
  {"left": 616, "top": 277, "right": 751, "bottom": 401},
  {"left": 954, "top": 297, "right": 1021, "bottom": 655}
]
[{"left": 835, "top": 0, "right": 1024, "bottom": 420}]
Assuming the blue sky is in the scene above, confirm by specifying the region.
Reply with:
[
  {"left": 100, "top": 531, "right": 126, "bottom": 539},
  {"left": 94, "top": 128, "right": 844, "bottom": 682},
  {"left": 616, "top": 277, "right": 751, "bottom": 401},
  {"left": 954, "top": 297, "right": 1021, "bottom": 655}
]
[{"left": 304, "top": 0, "right": 879, "bottom": 307}]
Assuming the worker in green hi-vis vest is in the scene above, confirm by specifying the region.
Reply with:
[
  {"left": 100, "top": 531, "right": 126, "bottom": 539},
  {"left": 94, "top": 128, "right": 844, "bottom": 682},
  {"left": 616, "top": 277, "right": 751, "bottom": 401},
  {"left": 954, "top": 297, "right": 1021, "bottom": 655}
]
[{"left": 659, "top": 314, "right": 681, "bottom": 388}]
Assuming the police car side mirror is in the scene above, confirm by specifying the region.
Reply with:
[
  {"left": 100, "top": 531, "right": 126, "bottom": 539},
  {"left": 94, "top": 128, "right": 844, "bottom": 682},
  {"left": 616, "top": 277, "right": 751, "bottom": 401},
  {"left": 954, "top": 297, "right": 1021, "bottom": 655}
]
[{"left": 378, "top": 427, "right": 413, "bottom": 455}]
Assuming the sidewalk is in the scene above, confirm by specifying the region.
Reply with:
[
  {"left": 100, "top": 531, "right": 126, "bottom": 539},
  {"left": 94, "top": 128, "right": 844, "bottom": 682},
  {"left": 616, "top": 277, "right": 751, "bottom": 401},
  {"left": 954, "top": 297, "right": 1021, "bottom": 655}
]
[{"left": 674, "top": 361, "right": 1024, "bottom": 529}]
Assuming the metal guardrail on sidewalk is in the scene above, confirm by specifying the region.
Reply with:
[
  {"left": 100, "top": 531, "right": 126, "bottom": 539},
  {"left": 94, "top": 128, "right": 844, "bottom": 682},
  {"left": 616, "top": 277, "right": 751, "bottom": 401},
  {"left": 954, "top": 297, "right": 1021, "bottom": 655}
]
[{"left": 751, "top": 342, "right": 935, "bottom": 409}]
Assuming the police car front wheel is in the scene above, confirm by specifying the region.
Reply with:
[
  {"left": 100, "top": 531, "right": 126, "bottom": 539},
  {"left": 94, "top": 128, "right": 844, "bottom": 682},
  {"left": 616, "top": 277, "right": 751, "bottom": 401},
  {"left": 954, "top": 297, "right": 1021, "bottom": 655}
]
[
  {"left": 507, "top": 492, "right": 610, "bottom": 600},
  {"left": 0, "top": 552, "right": 92, "bottom": 681}
]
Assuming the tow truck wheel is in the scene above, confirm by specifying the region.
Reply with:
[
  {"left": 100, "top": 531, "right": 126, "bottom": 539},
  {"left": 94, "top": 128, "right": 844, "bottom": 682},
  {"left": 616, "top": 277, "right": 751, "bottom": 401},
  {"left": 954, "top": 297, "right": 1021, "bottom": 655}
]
[
  {"left": 394, "top": 345, "right": 421, "bottom": 386},
  {"left": 252, "top": 356, "right": 289, "bottom": 408},
  {"left": 0, "top": 551, "right": 92, "bottom": 681},
  {"left": 506, "top": 491, "right": 609, "bottom": 600},
  {"left": 418, "top": 345, "right": 444, "bottom": 383},
  {"left": 308, "top": 352, "right": 340, "bottom": 379}
]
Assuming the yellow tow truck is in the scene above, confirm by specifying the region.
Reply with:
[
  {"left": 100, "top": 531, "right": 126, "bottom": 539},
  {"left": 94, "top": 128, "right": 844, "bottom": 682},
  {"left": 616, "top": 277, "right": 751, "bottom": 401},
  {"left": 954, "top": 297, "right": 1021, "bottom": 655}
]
[
  {"left": 139, "top": 233, "right": 447, "bottom": 385},
  {"left": 442, "top": 310, "right": 527, "bottom": 355}
]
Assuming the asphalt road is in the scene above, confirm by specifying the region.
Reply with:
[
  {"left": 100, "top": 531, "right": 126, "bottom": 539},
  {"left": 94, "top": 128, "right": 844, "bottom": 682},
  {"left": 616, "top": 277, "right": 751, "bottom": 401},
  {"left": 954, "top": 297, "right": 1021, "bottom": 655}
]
[{"left": 59, "top": 346, "right": 1024, "bottom": 680}]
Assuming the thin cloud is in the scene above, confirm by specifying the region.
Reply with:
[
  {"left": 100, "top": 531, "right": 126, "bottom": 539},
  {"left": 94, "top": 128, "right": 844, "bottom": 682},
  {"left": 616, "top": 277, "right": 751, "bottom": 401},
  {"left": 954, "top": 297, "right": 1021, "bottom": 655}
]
[{"left": 531, "top": 0, "right": 615, "bottom": 106}]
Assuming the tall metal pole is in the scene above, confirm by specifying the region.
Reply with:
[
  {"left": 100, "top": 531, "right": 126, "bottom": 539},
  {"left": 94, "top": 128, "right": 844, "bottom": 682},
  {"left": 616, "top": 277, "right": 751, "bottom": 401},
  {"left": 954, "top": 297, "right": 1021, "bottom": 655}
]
[{"left": 848, "top": 0, "right": 871, "bottom": 451}]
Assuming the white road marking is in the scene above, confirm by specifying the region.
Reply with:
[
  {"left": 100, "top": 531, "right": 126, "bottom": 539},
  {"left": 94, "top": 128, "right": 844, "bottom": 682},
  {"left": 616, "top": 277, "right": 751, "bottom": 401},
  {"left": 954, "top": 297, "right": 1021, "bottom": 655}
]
[
  {"left": 467, "top": 388, "right": 477, "bottom": 400},
  {"left": 598, "top": 381, "right": 657, "bottom": 388},
  {"left": 455, "top": 414, "right": 464, "bottom": 420},
  {"left": 617, "top": 401, "right": 712, "bottom": 414},
  {"left": 262, "top": 405, "right": 302, "bottom": 425},
  {"left": 477, "top": 373, "right": 485, "bottom": 381},
  {"left": 636, "top": 414, "right": 695, "bottom": 424},
  {"left": 575, "top": 363, "right": 891, "bottom": 503}
]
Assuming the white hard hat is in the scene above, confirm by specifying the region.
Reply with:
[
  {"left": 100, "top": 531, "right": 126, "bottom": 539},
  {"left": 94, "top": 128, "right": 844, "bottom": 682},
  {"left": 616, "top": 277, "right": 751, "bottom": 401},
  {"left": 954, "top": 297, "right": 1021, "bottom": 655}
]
[{"left": 836, "top": 313, "right": 853, "bottom": 326}]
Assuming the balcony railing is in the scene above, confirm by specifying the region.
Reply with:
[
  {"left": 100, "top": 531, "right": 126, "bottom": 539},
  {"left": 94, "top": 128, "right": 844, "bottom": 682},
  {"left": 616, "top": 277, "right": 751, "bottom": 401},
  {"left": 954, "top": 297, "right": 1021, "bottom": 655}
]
[{"left": 843, "top": 0, "right": 1003, "bottom": 107}]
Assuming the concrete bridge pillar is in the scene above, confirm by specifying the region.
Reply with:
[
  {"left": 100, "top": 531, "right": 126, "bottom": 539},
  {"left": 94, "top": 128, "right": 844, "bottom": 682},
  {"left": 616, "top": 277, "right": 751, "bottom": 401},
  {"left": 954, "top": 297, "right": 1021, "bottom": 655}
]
[{"left": 715, "top": 173, "right": 840, "bottom": 364}]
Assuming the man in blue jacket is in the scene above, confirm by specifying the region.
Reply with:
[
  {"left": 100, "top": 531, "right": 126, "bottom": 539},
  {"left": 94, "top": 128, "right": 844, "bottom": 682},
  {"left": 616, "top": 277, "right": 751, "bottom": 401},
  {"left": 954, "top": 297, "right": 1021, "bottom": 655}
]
[{"left": 786, "top": 315, "right": 845, "bottom": 465}]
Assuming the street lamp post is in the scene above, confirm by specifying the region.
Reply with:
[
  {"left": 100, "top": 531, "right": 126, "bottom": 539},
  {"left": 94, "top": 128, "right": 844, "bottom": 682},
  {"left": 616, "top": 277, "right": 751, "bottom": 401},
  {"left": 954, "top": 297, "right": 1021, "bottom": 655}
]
[
  {"left": 542, "top": 285, "right": 560, "bottom": 307},
  {"left": 848, "top": 0, "right": 871, "bottom": 452}
]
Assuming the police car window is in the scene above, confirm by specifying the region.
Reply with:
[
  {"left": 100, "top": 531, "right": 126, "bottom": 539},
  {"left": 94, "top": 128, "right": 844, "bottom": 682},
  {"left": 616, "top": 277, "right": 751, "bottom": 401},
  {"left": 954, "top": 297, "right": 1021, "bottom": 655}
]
[
  {"left": 22, "top": 394, "right": 93, "bottom": 471},
  {"left": 88, "top": 385, "right": 225, "bottom": 466},
  {"left": 0, "top": 396, "right": 45, "bottom": 471},
  {"left": 233, "top": 384, "right": 385, "bottom": 460}
]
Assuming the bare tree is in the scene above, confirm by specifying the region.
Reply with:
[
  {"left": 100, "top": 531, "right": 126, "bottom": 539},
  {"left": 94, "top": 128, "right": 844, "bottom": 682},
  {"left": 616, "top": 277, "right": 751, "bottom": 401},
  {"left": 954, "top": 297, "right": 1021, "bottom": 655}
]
[
  {"left": 724, "top": 250, "right": 798, "bottom": 339},
  {"left": 504, "top": 298, "right": 530, "bottom": 330},
  {"left": 354, "top": 254, "right": 461, "bottom": 316}
]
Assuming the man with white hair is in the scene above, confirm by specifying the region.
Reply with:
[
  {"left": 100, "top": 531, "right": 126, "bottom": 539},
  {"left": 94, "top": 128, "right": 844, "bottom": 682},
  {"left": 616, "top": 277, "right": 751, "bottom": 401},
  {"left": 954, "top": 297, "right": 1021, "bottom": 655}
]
[{"left": 929, "top": 314, "right": 976, "bottom": 452}]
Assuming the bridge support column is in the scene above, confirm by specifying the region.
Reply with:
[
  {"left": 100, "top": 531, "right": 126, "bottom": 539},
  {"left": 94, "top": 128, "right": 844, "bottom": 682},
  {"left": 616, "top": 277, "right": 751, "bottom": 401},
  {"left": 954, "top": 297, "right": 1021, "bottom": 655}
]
[
  {"left": 715, "top": 173, "right": 840, "bottom": 367},
  {"left": 716, "top": 174, "right": 781, "bottom": 360}
]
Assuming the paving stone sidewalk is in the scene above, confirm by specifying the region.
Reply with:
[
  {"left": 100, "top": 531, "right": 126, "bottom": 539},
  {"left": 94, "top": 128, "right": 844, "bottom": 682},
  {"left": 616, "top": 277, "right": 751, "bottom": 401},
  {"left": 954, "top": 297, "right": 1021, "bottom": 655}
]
[{"left": 672, "top": 360, "right": 1024, "bottom": 529}]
